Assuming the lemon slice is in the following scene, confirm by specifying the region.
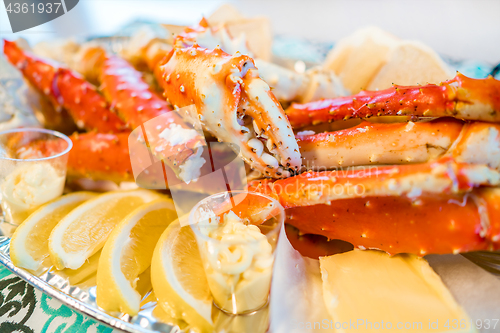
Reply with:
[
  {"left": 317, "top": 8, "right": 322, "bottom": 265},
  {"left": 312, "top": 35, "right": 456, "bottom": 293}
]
[
  {"left": 49, "top": 189, "right": 160, "bottom": 270},
  {"left": 10, "top": 192, "right": 96, "bottom": 271},
  {"left": 151, "top": 220, "right": 213, "bottom": 332},
  {"left": 59, "top": 250, "right": 102, "bottom": 286},
  {"left": 96, "top": 199, "right": 178, "bottom": 315},
  {"left": 152, "top": 302, "right": 189, "bottom": 331}
]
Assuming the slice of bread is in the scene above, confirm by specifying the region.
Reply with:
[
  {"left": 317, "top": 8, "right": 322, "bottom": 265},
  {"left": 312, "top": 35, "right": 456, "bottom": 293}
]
[
  {"left": 161, "top": 24, "right": 187, "bottom": 43},
  {"left": 323, "top": 27, "right": 399, "bottom": 93},
  {"left": 207, "top": 4, "right": 244, "bottom": 24},
  {"left": 224, "top": 17, "right": 272, "bottom": 61},
  {"left": 367, "top": 41, "right": 453, "bottom": 90},
  {"left": 207, "top": 4, "right": 272, "bottom": 61}
]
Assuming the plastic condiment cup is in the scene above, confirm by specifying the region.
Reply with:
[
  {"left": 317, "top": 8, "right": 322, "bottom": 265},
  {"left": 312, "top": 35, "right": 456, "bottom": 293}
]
[
  {"left": 0, "top": 128, "right": 72, "bottom": 227},
  {"left": 189, "top": 190, "right": 284, "bottom": 316}
]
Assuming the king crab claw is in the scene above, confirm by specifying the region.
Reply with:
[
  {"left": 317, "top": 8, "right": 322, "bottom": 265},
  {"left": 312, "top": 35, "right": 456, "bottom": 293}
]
[{"left": 157, "top": 44, "right": 302, "bottom": 178}]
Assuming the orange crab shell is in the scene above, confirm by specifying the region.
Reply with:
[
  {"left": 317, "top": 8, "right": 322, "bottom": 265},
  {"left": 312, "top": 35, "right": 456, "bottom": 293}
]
[
  {"left": 55, "top": 68, "right": 127, "bottom": 133},
  {"left": 247, "top": 159, "right": 500, "bottom": 255},
  {"left": 285, "top": 194, "right": 490, "bottom": 255},
  {"left": 67, "top": 132, "right": 134, "bottom": 183},
  {"left": 3, "top": 40, "right": 126, "bottom": 134},
  {"left": 98, "top": 54, "right": 172, "bottom": 129},
  {"left": 286, "top": 73, "right": 500, "bottom": 128},
  {"left": 156, "top": 44, "right": 254, "bottom": 110}
]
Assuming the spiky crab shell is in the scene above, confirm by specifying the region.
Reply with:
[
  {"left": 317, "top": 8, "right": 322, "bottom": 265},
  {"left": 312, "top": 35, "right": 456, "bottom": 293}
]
[
  {"left": 157, "top": 44, "right": 301, "bottom": 178},
  {"left": 262, "top": 158, "right": 499, "bottom": 208},
  {"left": 55, "top": 69, "right": 127, "bottom": 133},
  {"left": 286, "top": 73, "right": 500, "bottom": 128},
  {"left": 99, "top": 54, "right": 172, "bottom": 129},
  {"left": 73, "top": 46, "right": 208, "bottom": 182},
  {"left": 248, "top": 178, "right": 500, "bottom": 255},
  {"left": 3, "top": 40, "right": 126, "bottom": 133},
  {"left": 68, "top": 132, "right": 133, "bottom": 183},
  {"left": 4, "top": 40, "right": 59, "bottom": 106},
  {"left": 285, "top": 194, "right": 491, "bottom": 255},
  {"left": 297, "top": 118, "right": 464, "bottom": 170}
]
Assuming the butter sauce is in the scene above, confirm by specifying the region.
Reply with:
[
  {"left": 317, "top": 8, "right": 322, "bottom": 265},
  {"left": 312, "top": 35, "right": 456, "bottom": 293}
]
[{"left": 197, "top": 211, "right": 273, "bottom": 313}]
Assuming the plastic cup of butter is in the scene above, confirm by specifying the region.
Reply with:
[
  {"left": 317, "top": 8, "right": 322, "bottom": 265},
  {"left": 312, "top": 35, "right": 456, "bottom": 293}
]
[
  {"left": 189, "top": 190, "right": 284, "bottom": 318},
  {"left": 0, "top": 128, "right": 72, "bottom": 228}
]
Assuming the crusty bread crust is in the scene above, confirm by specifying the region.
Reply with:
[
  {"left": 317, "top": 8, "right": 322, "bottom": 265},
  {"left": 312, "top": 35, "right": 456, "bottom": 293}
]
[
  {"left": 208, "top": 4, "right": 273, "bottom": 61},
  {"left": 324, "top": 27, "right": 399, "bottom": 94},
  {"left": 324, "top": 27, "right": 452, "bottom": 94},
  {"left": 367, "top": 41, "right": 453, "bottom": 90}
]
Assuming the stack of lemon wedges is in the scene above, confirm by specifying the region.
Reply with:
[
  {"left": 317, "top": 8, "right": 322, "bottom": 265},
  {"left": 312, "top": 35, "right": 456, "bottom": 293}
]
[{"left": 9, "top": 189, "right": 215, "bottom": 332}]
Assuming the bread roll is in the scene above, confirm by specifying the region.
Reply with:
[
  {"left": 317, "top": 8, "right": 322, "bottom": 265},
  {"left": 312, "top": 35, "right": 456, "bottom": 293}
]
[
  {"left": 324, "top": 27, "right": 399, "bottom": 93},
  {"left": 367, "top": 41, "right": 453, "bottom": 90}
]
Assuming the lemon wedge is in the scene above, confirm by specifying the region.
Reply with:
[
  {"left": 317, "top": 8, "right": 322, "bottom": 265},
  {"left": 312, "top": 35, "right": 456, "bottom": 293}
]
[
  {"left": 10, "top": 192, "right": 96, "bottom": 271},
  {"left": 49, "top": 189, "right": 160, "bottom": 270},
  {"left": 151, "top": 220, "right": 213, "bottom": 332},
  {"left": 96, "top": 199, "right": 178, "bottom": 315},
  {"left": 152, "top": 302, "right": 189, "bottom": 331}
]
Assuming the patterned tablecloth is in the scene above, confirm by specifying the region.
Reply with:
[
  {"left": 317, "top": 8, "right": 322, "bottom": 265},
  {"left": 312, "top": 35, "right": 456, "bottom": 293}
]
[{"left": 0, "top": 266, "right": 114, "bottom": 333}]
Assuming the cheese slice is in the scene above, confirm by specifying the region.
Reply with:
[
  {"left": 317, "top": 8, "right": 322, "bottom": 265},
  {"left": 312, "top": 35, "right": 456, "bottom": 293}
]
[{"left": 319, "top": 250, "right": 477, "bottom": 333}]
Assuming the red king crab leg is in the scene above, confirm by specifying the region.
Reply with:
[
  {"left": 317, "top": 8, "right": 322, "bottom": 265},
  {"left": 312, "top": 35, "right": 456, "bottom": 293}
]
[
  {"left": 247, "top": 160, "right": 500, "bottom": 255},
  {"left": 286, "top": 73, "right": 500, "bottom": 128},
  {"left": 254, "top": 158, "right": 500, "bottom": 207},
  {"left": 67, "top": 132, "right": 133, "bottom": 182},
  {"left": 283, "top": 192, "right": 498, "bottom": 255},
  {"left": 73, "top": 45, "right": 208, "bottom": 183},
  {"left": 4, "top": 40, "right": 137, "bottom": 183},
  {"left": 298, "top": 119, "right": 500, "bottom": 171},
  {"left": 173, "top": 19, "right": 345, "bottom": 104},
  {"left": 3, "top": 40, "right": 127, "bottom": 134}
]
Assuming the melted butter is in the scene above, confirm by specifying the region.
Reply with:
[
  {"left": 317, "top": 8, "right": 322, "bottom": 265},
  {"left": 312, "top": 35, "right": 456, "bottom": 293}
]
[
  {"left": 198, "top": 211, "right": 273, "bottom": 313},
  {"left": 1, "top": 162, "right": 65, "bottom": 224}
]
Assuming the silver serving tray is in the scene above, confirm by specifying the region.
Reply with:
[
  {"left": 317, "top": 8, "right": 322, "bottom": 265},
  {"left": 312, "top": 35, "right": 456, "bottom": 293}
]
[{"left": 0, "top": 234, "right": 181, "bottom": 333}]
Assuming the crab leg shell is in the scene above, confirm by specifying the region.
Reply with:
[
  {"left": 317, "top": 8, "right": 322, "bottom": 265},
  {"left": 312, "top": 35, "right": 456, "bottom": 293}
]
[
  {"left": 3, "top": 40, "right": 126, "bottom": 133},
  {"left": 98, "top": 53, "right": 172, "bottom": 129},
  {"left": 68, "top": 132, "right": 133, "bottom": 183},
  {"left": 3, "top": 40, "right": 59, "bottom": 106},
  {"left": 157, "top": 45, "right": 301, "bottom": 178},
  {"left": 286, "top": 73, "right": 500, "bottom": 128},
  {"left": 259, "top": 158, "right": 500, "bottom": 208},
  {"left": 20, "top": 132, "right": 133, "bottom": 183},
  {"left": 54, "top": 68, "right": 127, "bottom": 133},
  {"left": 74, "top": 46, "right": 207, "bottom": 182},
  {"left": 70, "top": 131, "right": 201, "bottom": 185},
  {"left": 285, "top": 194, "right": 491, "bottom": 255},
  {"left": 298, "top": 119, "right": 464, "bottom": 169},
  {"left": 99, "top": 55, "right": 207, "bottom": 181},
  {"left": 242, "top": 69, "right": 302, "bottom": 175},
  {"left": 299, "top": 119, "right": 500, "bottom": 173},
  {"left": 69, "top": 131, "right": 187, "bottom": 186},
  {"left": 248, "top": 178, "right": 500, "bottom": 255},
  {"left": 72, "top": 46, "right": 170, "bottom": 129}
]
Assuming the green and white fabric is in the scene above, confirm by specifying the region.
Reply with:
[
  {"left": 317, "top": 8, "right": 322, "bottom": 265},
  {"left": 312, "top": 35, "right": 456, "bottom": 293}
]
[{"left": 0, "top": 266, "right": 114, "bottom": 333}]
